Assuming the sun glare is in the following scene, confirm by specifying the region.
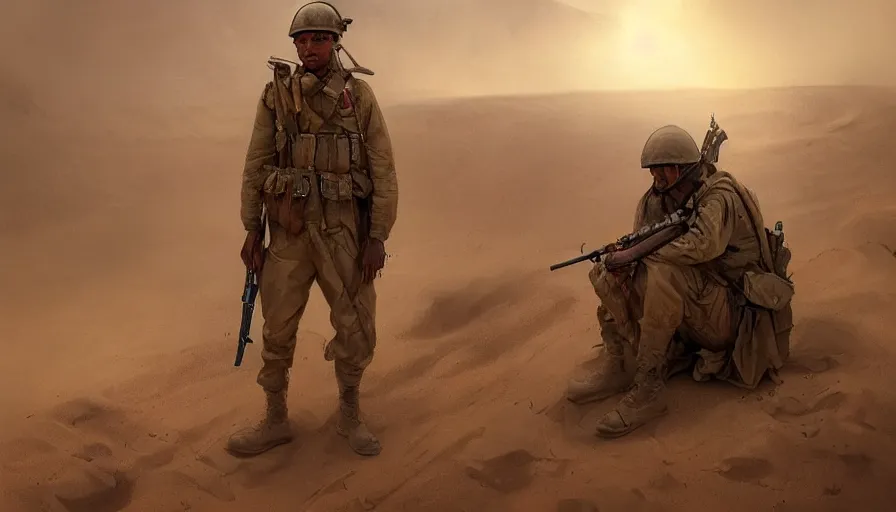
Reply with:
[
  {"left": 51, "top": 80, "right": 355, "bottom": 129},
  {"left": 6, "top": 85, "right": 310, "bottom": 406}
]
[{"left": 611, "top": 0, "right": 704, "bottom": 89}]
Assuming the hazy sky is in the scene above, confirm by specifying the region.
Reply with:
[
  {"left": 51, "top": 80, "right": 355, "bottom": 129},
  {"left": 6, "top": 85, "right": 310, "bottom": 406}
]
[
  {"left": 558, "top": 0, "right": 896, "bottom": 89},
  {"left": 1, "top": 0, "right": 895, "bottom": 119}
]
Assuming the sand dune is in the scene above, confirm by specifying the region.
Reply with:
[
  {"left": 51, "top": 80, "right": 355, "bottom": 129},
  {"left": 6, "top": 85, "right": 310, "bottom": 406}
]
[{"left": 1, "top": 83, "right": 896, "bottom": 511}]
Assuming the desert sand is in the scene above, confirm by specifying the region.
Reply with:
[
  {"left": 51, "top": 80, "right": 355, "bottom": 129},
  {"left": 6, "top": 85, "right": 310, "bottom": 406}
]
[{"left": 3, "top": 1, "right": 896, "bottom": 511}]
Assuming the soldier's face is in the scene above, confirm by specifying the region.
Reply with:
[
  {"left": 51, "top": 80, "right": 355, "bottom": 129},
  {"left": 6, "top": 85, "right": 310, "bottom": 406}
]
[
  {"left": 294, "top": 31, "right": 335, "bottom": 71},
  {"left": 650, "top": 165, "right": 680, "bottom": 192}
]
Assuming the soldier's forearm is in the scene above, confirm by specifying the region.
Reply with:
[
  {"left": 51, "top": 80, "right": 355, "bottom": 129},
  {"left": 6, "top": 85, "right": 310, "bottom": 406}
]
[
  {"left": 654, "top": 196, "right": 733, "bottom": 265},
  {"left": 240, "top": 158, "right": 274, "bottom": 232},
  {"left": 240, "top": 160, "right": 272, "bottom": 232},
  {"left": 368, "top": 224, "right": 390, "bottom": 241},
  {"left": 656, "top": 230, "right": 729, "bottom": 265},
  {"left": 241, "top": 215, "right": 264, "bottom": 232},
  {"left": 368, "top": 219, "right": 393, "bottom": 241},
  {"left": 367, "top": 168, "right": 398, "bottom": 241},
  {"left": 240, "top": 189, "right": 264, "bottom": 232}
]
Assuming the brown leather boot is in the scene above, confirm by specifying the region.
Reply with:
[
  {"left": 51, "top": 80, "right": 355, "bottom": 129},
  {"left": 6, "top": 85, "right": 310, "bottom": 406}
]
[
  {"left": 595, "top": 348, "right": 669, "bottom": 438},
  {"left": 335, "top": 361, "right": 381, "bottom": 456},
  {"left": 567, "top": 331, "right": 635, "bottom": 404},
  {"left": 226, "top": 390, "right": 293, "bottom": 455}
]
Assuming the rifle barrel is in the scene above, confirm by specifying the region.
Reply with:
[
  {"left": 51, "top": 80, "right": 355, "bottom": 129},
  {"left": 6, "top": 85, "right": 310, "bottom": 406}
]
[{"left": 549, "top": 250, "right": 601, "bottom": 271}]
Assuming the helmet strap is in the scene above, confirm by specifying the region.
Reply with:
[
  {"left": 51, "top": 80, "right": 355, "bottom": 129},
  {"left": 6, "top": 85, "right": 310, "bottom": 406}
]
[
  {"left": 653, "top": 161, "right": 700, "bottom": 192},
  {"left": 653, "top": 162, "right": 703, "bottom": 207}
]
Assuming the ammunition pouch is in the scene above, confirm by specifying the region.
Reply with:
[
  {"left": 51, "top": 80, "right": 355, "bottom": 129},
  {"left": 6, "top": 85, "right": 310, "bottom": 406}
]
[
  {"left": 260, "top": 66, "right": 372, "bottom": 237},
  {"left": 741, "top": 270, "right": 794, "bottom": 311},
  {"left": 262, "top": 166, "right": 314, "bottom": 235}
]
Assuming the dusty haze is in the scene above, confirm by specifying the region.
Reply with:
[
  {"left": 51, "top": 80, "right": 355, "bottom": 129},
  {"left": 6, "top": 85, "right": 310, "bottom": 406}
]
[
  {"left": 2, "top": 0, "right": 896, "bottom": 511},
  {"left": 2, "top": 0, "right": 895, "bottom": 112}
]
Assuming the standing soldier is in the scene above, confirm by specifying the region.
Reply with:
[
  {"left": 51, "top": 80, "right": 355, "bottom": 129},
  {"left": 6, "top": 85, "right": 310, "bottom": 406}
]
[{"left": 229, "top": 1, "right": 399, "bottom": 457}]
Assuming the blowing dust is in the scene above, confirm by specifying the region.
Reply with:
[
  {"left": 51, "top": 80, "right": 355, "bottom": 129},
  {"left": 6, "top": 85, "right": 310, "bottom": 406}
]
[{"left": 1, "top": 0, "right": 896, "bottom": 511}]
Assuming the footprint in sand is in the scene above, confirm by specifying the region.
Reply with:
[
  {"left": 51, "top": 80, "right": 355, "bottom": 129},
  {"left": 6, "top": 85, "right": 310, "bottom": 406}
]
[
  {"left": 715, "top": 457, "right": 774, "bottom": 484},
  {"left": 72, "top": 442, "right": 114, "bottom": 463},
  {"left": 465, "top": 450, "right": 537, "bottom": 493},
  {"left": 790, "top": 354, "right": 840, "bottom": 374},
  {"left": 464, "top": 449, "right": 569, "bottom": 494},
  {"left": 51, "top": 398, "right": 119, "bottom": 428},
  {"left": 647, "top": 471, "right": 685, "bottom": 491},
  {"left": 838, "top": 452, "right": 875, "bottom": 477},
  {"left": 843, "top": 389, "right": 896, "bottom": 434},
  {"left": 30, "top": 396, "right": 238, "bottom": 510},
  {"left": 54, "top": 470, "right": 134, "bottom": 512},
  {"left": 762, "top": 390, "right": 847, "bottom": 420}
]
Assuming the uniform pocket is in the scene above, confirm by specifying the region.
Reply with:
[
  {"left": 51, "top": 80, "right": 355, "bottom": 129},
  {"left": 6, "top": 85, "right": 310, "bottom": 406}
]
[
  {"left": 262, "top": 165, "right": 289, "bottom": 195},
  {"left": 742, "top": 270, "right": 794, "bottom": 311},
  {"left": 262, "top": 166, "right": 311, "bottom": 234},
  {"left": 333, "top": 135, "right": 351, "bottom": 174},
  {"left": 350, "top": 170, "right": 373, "bottom": 198},
  {"left": 319, "top": 171, "right": 354, "bottom": 201},
  {"left": 262, "top": 166, "right": 312, "bottom": 198},
  {"left": 296, "top": 135, "right": 316, "bottom": 170}
]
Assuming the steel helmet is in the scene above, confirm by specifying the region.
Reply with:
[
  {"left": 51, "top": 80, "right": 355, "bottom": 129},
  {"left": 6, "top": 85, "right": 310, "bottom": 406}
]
[
  {"left": 640, "top": 125, "right": 701, "bottom": 168},
  {"left": 288, "top": 1, "right": 351, "bottom": 38}
]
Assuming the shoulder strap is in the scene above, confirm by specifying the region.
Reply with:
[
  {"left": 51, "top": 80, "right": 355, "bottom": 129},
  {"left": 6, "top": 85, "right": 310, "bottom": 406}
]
[
  {"left": 265, "top": 62, "right": 299, "bottom": 167},
  {"left": 340, "top": 75, "right": 367, "bottom": 141},
  {"left": 262, "top": 81, "right": 275, "bottom": 110},
  {"left": 707, "top": 171, "right": 776, "bottom": 273}
]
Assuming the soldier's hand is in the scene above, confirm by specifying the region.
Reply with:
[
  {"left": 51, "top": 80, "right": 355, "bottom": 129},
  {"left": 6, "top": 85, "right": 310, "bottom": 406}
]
[
  {"left": 360, "top": 238, "right": 386, "bottom": 284},
  {"left": 240, "top": 230, "right": 265, "bottom": 273},
  {"left": 602, "top": 250, "right": 630, "bottom": 272},
  {"left": 602, "top": 251, "right": 636, "bottom": 277},
  {"left": 602, "top": 242, "right": 619, "bottom": 253}
]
